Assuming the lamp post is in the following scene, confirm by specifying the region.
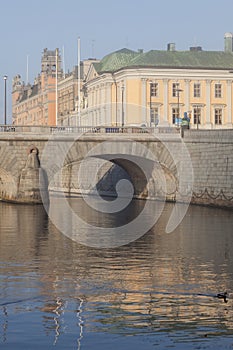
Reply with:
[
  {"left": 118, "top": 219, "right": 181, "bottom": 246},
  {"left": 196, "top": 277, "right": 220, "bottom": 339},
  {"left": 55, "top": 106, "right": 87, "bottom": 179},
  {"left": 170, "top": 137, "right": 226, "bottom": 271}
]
[
  {"left": 176, "top": 86, "right": 183, "bottom": 125},
  {"left": 121, "top": 84, "right": 124, "bottom": 128},
  {"left": 197, "top": 105, "right": 201, "bottom": 130},
  {"left": 149, "top": 81, "right": 152, "bottom": 127},
  {"left": 3, "top": 75, "right": 7, "bottom": 125}
]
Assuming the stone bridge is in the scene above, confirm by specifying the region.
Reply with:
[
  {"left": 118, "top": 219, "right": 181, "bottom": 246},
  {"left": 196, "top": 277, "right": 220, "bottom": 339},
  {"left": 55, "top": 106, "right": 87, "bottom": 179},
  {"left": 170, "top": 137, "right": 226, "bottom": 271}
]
[{"left": 0, "top": 126, "right": 232, "bottom": 208}]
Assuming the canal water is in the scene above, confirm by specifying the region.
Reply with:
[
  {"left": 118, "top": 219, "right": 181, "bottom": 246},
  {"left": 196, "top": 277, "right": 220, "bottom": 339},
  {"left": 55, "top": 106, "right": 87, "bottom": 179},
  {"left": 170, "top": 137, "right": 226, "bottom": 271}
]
[{"left": 0, "top": 197, "right": 233, "bottom": 349}]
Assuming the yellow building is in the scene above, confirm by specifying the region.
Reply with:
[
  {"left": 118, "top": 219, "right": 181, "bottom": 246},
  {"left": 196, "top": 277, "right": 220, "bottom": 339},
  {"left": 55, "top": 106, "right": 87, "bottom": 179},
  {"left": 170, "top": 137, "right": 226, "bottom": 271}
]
[
  {"left": 57, "top": 59, "right": 98, "bottom": 126},
  {"left": 81, "top": 33, "right": 233, "bottom": 129}
]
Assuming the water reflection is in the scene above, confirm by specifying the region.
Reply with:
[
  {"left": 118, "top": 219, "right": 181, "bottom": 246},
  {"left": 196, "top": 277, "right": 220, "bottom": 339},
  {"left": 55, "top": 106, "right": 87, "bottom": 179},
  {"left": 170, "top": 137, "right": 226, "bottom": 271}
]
[
  {"left": 0, "top": 199, "right": 233, "bottom": 349},
  {"left": 48, "top": 194, "right": 161, "bottom": 248}
]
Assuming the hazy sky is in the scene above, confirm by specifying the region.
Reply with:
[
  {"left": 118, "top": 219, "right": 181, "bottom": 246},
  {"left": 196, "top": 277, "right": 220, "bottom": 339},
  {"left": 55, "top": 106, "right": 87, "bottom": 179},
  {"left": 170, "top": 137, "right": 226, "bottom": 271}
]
[{"left": 1, "top": 0, "right": 233, "bottom": 122}]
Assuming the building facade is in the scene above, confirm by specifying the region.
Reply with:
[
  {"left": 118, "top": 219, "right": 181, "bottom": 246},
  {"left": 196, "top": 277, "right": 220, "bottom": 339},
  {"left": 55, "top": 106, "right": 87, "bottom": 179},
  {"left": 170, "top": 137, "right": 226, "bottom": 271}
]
[
  {"left": 12, "top": 33, "right": 233, "bottom": 129},
  {"left": 12, "top": 48, "right": 97, "bottom": 127},
  {"left": 57, "top": 59, "right": 98, "bottom": 126},
  {"left": 12, "top": 48, "right": 62, "bottom": 126},
  {"left": 80, "top": 33, "right": 233, "bottom": 129}
]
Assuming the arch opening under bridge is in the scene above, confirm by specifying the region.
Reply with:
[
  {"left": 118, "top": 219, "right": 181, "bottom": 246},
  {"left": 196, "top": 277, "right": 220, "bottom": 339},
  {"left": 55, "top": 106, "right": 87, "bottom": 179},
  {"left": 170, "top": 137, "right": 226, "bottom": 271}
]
[{"left": 48, "top": 151, "right": 178, "bottom": 202}]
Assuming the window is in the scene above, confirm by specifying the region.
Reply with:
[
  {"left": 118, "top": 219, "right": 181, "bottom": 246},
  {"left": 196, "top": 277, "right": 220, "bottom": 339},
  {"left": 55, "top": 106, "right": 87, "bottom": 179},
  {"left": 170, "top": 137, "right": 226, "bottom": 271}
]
[
  {"left": 193, "top": 107, "right": 201, "bottom": 124},
  {"left": 172, "top": 107, "right": 179, "bottom": 124},
  {"left": 215, "top": 108, "right": 222, "bottom": 124},
  {"left": 194, "top": 83, "right": 201, "bottom": 98},
  {"left": 172, "top": 83, "right": 179, "bottom": 97},
  {"left": 215, "top": 84, "right": 222, "bottom": 98},
  {"left": 150, "top": 83, "right": 158, "bottom": 97},
  {"left": 150, "top": 107, "right": 159, "bottom": 125}
]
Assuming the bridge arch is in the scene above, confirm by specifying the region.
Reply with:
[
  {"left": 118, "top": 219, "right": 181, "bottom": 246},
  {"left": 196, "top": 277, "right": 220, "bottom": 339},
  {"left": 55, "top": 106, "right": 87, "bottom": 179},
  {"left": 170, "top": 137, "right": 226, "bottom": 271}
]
[{"left": 48, "top": 150, "right": 178, "bottom": 201}]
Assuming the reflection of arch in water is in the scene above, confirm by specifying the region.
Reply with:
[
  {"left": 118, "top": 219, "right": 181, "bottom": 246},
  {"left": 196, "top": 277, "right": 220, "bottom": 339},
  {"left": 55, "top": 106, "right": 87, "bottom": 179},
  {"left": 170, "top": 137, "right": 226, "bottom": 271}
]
[{"left": 0, "top": 168, "right": 18, "bottom": 201}]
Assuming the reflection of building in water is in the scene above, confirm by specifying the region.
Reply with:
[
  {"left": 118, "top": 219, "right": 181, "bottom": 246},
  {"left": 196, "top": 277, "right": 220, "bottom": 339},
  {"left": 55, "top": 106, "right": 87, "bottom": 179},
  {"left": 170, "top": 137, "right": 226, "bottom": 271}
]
[
  {"left": 0, "top": 201, "right": 233, "bottom": 344},
  {"left": 77, "top": 298, "right": 84, "bottom": 350},
  {"left": 39, "top": 296, "right": 84, "bottom": 348},
  {"left": 0, "top": 307, "right": 8, "bottom": 343},
  {"left": 40, "top": 297, "right": 65, "bottom": 344},
  {"left": 0, "top": 203, "right": 48, "bottom": 265}
]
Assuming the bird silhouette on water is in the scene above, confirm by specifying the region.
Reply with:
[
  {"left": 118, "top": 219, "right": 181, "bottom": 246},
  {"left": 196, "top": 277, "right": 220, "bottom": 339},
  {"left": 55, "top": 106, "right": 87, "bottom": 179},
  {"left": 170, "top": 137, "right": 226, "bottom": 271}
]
[{"left": 216, "top": 292, "right": 228, "bottom": 303}]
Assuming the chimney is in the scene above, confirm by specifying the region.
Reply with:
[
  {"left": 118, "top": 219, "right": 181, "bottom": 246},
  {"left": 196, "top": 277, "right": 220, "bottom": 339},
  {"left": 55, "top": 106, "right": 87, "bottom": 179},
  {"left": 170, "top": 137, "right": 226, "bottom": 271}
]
[
  {"left": 190, "top": 46, "right": 202, "bottom": 51},
  {"left": 167, "top": 43, "right": 176, "bottom": 52},
  {"left": 224, "top": 32, "right": 233, "bottom": 52}
]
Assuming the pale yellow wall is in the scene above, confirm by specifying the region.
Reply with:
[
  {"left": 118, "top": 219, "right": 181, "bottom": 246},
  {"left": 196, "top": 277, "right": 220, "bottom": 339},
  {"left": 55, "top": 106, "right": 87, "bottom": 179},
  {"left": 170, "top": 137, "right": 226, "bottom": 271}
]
[
  {"left": 111, "top": 82, "right": 117, "bottom": 125},
  {"left": 109, "top": 75, "right": 233, "bottom": 128},
  {"left": 126, "top": 79, "right": 142, "bottom": 125}
]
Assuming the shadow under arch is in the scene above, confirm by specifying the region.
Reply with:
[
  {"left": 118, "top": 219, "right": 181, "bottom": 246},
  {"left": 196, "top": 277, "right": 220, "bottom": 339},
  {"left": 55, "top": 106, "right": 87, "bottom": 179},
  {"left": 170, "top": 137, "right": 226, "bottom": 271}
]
[
  {"left": 41, "top": 134, "right": 181, "bottom": 203},
  {"left": 48, "top": 153, "right": 178, "bottom": 202}
]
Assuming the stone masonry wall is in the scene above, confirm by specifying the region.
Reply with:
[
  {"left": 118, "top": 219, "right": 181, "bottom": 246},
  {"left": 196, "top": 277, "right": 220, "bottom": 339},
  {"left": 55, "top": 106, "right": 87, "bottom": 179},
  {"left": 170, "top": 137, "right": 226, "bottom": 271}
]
[
  {"left": 183, "top": 130, "right": 233, "bottom": 208},
  {"left": 0, "top": 130, "right": 232, "bottom": 208}
]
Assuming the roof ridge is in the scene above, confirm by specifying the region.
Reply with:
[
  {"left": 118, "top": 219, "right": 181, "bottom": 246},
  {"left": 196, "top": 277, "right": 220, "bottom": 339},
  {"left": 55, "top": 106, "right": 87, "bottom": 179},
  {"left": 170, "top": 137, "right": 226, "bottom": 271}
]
[{"left": 94, "top": 48, "right": 233, "bottom": 73}]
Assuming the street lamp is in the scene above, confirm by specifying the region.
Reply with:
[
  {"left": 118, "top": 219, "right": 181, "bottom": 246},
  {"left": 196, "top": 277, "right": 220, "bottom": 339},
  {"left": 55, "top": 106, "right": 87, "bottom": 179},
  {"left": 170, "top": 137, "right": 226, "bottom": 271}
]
[
  {"left": 149, "top": 81, "right": 152, "bottom": 127},
  {"left": 3, "top": 75, "right": 7, "bottom": 125},
  {"left": 196, "top": 105, "right": 201, "bottom": 130},
  {"left": 176, "top": 85, "right": 183, "bottom": 125},
  {"left": 121, "top": 84, "right": 124, "bottom": 128}
]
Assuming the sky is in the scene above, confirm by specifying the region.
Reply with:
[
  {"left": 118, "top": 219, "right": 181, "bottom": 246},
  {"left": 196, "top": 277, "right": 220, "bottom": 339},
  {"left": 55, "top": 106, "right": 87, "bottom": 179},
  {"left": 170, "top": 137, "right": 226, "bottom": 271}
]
[{"left": 1, "top": 0, "right": 233, "bottom": 123}]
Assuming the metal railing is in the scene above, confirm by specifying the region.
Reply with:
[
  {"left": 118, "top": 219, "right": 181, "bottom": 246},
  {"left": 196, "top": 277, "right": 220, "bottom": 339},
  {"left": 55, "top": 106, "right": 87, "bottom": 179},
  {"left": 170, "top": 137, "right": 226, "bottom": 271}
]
[{"left": 0, "top": 125, "right": 180, "bottom": 135}]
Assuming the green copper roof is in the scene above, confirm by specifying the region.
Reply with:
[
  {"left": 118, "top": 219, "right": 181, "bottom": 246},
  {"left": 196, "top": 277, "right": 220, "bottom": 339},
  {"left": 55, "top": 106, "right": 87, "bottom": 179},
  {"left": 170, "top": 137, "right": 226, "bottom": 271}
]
[
  {"left": 131, "top": 50, "right": 233, "bottom": 69},
  {"left": 94, "top": 48, "right": 233, "bottom": 73},
  {"left": 93, "top": 48, "right": 140, "bottom": 73}
]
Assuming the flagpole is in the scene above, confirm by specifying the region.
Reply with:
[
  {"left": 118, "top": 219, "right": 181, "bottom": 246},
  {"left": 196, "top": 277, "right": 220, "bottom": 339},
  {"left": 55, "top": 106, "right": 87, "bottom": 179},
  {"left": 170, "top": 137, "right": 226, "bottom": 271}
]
[
  {"left": 62, "top": 45, "right": 65, "bottom": 79},
  {"left": 26, "top": 55, "right": 29, "bottom": 85},
  {"left": 55, "top": 48, "right": 58, "bottom": 126},
  {"left": 77, "top": 37, "right": 81, "bottom": 127}
]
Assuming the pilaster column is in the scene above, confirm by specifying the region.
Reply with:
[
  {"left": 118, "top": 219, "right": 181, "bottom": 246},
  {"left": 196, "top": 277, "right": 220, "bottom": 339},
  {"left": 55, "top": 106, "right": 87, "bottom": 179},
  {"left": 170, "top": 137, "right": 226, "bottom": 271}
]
[
  {"left": 206, "top": 80, "right": 212, "bottom": 127},
  {"left": 185, "top": 79, "right": 190, "bottom": 112},
  {"left": 100, "top": 84, "right": 104, "bottom": 125},
  {"left": 105, "top": 83, "right": 112, "bottom": 125},
  {"left": 90, "top": 89, "right": 94, "bottom": 126},
  {"left": 227, "top": 80, "right": 233, "bottom": 126},
  {"left": 96, "top": 86, "right": 99, "bottom": 107},
  {"left": 122, "top": 81, "right": 126, "bottom": 126},
  {"left": 91, "top": 88, "right": 94, "bottom": 109},
  {"left": 161, "top": 79, "right": 169, "bottom": 125},
  {"left": 141, "top": 78, "right": 147, "bottom": 124}
]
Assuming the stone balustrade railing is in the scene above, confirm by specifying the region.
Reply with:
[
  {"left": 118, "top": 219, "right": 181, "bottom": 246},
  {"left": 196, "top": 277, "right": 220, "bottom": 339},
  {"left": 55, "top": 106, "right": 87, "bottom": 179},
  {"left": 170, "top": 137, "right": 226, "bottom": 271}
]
[{"left": 0, "top": 125, "right": 180, "bottom": 135}]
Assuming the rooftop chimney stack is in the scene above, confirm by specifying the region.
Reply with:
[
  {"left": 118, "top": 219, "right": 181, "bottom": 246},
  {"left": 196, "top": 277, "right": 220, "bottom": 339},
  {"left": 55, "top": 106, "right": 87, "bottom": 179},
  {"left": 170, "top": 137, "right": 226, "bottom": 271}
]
[
  {"left": 167, "top": 43, "right": 176, "bottom": 51},
  {"left": 224, "top": 32, "right": 233, "bottom": 52},
  {"left": 190, "top": 46, "right": 202, "bottom": 51}
]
